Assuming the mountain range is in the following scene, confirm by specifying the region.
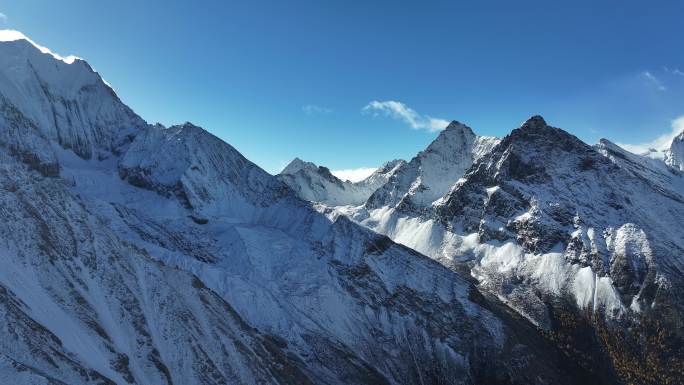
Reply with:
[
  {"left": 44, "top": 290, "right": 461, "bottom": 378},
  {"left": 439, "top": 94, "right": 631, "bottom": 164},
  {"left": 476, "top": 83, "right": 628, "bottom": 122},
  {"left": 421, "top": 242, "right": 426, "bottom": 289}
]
[
  {"left": 280, "top": 118, "right": 684, "bottom": 384},
  {"left": 0, "top": 31, "right": 682, "bottom": 385}
]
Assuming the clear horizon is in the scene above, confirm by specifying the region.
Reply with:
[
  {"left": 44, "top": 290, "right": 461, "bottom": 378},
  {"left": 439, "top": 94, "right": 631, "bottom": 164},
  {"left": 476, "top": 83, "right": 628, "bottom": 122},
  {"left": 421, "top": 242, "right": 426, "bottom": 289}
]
[{"left": 1, "top": 1, "right": 683, "bottom": 179}]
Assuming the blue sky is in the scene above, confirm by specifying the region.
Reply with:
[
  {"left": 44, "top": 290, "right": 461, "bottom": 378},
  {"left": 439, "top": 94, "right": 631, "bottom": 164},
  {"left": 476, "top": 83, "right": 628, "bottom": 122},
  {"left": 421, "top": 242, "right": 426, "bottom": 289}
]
[{"left": 1, "top": 0, "right": 683, "bottom": 178}]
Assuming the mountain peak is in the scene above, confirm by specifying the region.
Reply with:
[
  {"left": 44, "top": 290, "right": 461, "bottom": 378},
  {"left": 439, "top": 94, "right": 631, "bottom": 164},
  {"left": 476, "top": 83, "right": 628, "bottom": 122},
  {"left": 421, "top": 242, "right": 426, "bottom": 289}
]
[
  {"left": 500, "top": 117, "right": 595, "bottom": 162},
  {"left": 281, "top": 157, "right": 316, "bottom": 175},
  {"left": 597, "top": 138, "right": 622, "bottom": 151},
  {"left": 0, "top": 29, "right": 146, "bottom": 162},
  {"left": 427, "top": 121, "right": 476, "bottom": 151},
  {"left": 445, "top": 120, "right": 468, "bottom": 130},
  {"left": 520, "top": 115, "right": 548, "bottom": 130},
  {"left": 442, "top": 120, "right": 476, "bottom": 136}
]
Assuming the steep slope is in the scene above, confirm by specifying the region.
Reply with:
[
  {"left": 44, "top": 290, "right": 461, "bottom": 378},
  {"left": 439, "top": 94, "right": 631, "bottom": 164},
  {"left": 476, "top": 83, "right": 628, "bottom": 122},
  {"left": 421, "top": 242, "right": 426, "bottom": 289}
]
[
  {"left": 595, "top": 138, "right": 684, "bottom": 198},
  {"left": 0, "top": 158, "right": 312, "bottom": 385},
  {"left": 0, "top": 32, "right": 145, "bottom": 166},
  {"left": 0, "top": 32, "right": 609, "bottom": 385},
  {"left": 365, "top": 121, "right": 499, "bottom": 212},
  {"left": 277, "top": 158, "right": 404, "bottom": 206},
  {"left": 119, "top": 121, "right": 287, "bottom": 221}
]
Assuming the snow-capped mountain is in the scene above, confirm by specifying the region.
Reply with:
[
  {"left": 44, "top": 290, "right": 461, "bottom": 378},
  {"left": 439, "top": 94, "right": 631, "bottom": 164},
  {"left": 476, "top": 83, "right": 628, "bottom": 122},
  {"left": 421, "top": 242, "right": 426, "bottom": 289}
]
[
  {"left": 665, "top": 130, "right": 684, "bottom": 171},
  {"left": 289, "top": 116, "right": 684, "bottom": 384},
  {"left": 0, "top": 33, "right": 145, "bottom": 167},
  {"left": 0, "top": 31, "right": 613, "bottom": 385},
  {"left": 433, "top": 116, "right": 683, "bottom": 317},
  {"left": 365, "top": 121, "right": 499, "bottom": 212},
  {"left": 277, "top": 157, "right": 404, "bottom": 206},
  {"left": 429, "top": 119, "right": 684, "bottom": 385},
  {"left": 622, "top": 125, "right": 684, "bottom": 173}
]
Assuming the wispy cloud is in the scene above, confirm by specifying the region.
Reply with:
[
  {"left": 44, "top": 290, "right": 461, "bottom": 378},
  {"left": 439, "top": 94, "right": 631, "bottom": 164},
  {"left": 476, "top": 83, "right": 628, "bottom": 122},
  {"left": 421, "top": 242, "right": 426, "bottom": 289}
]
[
  {"left": 641, "top": 71, "right": 666, "bottom": 91},
  {"left": 331, "top": 167, "right": 377, "bottom": 182},
  {"left": 618, "top": 115, "right": 684, "bottom": 154},
  {"left": 362, "top": 100, "right": 449, "bottom": 132},
  {"left": 664, "top": 66, "right": 684, "bottom": 77},
  {"left": 0, "top": 12, "right": 7, "bottom": 23},
  {"left": 302, "top": 104, "right": 332, "bottom": 115}
]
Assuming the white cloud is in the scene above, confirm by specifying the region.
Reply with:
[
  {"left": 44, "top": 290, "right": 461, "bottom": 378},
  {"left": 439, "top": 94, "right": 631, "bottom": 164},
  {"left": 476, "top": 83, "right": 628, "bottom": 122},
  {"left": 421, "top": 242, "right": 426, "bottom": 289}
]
[
  {"left": 641, "top": 71, "right": 666, "bottom": 91},
  {"left": 617, "top": 115, "right": 684, "bottom": 154},
  {"left": 302, "top": 104, "right": 332, "bottom": 115},
  {"left": 664, "top": 66, "right": 684, "bottom": 77},
  {"left": 0, "top": 13, "right": 7, "bottom": 23},
  {"left": 331, "top": 167, "right": 377, "bottom": 182},
  {"left": 362, "top": 100, "right": 449, "bottom": 132}
]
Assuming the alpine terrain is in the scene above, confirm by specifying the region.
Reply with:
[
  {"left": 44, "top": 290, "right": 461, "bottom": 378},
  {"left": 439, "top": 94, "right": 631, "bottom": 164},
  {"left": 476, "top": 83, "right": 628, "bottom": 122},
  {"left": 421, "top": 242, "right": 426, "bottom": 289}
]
[
  {"left": 284, "top": 119, "right": 684, "bottom": 383},
  {"left": 0, "top": 30, "right": 633, "bottom": 385}
]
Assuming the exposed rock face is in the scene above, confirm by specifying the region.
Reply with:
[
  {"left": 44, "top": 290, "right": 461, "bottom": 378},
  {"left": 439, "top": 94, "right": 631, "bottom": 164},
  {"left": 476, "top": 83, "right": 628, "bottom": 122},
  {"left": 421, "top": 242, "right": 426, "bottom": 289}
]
[{"left": 0, "top": 33, "right": 611, "bottom": 385}]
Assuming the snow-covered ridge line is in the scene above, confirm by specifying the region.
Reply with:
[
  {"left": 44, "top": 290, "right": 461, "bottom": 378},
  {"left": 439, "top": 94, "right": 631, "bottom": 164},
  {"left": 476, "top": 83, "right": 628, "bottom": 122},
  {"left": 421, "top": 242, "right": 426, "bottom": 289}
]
[
  {"left": 0, "top": 29, "right": 81, "bottom": 64},
  {"left": 0, "top": 33, "right": 146, "bottom": 167}
]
